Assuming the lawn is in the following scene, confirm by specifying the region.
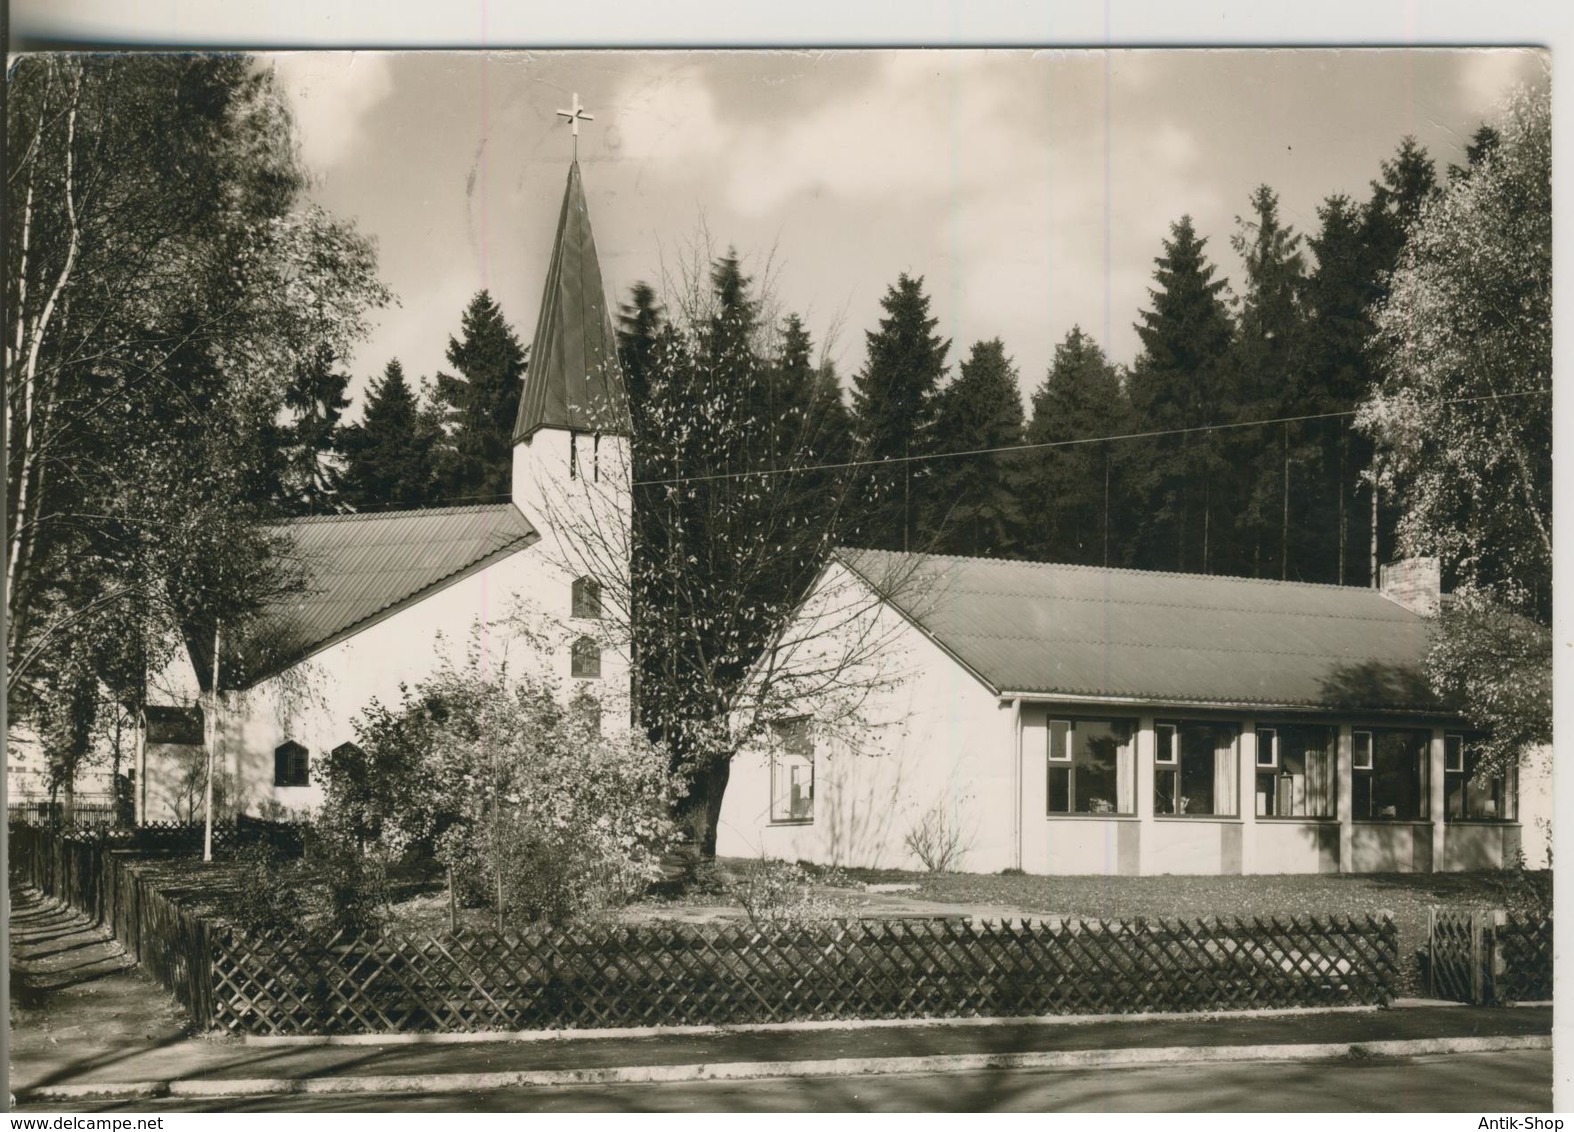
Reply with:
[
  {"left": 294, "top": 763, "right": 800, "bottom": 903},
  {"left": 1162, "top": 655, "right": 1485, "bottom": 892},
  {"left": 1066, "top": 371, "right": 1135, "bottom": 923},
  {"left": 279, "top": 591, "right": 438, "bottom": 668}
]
[{"left": 796, "top": 862, "right": 1552, "bottom": 996}]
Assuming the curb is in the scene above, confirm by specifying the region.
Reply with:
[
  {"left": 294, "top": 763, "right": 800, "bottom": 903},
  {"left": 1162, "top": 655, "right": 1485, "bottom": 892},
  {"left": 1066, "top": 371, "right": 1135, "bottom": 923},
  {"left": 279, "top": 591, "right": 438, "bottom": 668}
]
[
  {"left": 240, "top": 1004, "right": 1380, "bottom": 1047},
  {"left": 16, "top": 1033, "right": 1551, "bottom": 1104}
]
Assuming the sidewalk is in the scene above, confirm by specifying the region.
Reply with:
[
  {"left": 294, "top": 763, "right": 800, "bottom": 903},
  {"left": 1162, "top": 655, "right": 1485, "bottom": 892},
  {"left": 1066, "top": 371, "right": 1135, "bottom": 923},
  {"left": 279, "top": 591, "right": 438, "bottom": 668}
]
[{"left": 8, "top": 886, "right": 1553, "bottom": 1106}]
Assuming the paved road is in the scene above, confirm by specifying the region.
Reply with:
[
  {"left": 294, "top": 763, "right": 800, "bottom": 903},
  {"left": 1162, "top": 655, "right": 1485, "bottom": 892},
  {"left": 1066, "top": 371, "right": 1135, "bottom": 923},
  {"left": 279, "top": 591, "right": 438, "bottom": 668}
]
[{"left": 26, "top": 1050, "right": 1552, "bottom": 1113}]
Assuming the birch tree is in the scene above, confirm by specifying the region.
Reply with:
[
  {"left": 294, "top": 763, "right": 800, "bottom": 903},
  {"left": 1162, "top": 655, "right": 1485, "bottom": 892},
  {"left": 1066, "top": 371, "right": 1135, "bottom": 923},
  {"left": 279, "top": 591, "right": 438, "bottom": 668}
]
[
  {"left": 5, "top": 55, "right": 388, "bottom": 787},
  {"left": 1358, "top": 86, "right": 1551, "bottom": 774}
]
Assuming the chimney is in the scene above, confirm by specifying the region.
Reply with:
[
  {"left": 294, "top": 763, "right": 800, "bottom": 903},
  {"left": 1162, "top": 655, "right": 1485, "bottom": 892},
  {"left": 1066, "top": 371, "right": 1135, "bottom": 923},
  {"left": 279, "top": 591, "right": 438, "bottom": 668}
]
[{"left": 1379, "top": 556, "right": 1442, "bottom": 616}]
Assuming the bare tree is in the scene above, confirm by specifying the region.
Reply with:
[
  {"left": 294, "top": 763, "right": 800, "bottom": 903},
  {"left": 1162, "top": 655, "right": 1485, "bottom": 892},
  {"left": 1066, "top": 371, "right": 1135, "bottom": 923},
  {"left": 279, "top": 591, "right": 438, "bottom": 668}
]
[{"left": 527, "top": 252, "right": 926, "bottom": 852}]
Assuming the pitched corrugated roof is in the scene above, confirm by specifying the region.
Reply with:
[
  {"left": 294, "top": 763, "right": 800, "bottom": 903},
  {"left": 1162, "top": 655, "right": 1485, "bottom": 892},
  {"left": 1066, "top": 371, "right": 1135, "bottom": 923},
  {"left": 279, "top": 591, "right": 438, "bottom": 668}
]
[
  {"left": 838, "top": 548, "right": 1449, "bottom": 714},
  {"left": 239, "top": 504, "right": 537, "bottom": 685},
  {"left": 513, "top": 160, "right": 629, "bottom": 441}
]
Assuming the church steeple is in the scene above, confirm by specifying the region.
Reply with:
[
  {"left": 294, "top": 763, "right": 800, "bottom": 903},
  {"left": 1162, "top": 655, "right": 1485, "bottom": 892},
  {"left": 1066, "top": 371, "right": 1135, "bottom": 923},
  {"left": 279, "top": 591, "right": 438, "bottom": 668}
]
[{"left": 513, "top": 160, "right": 628, "bottom": 441}]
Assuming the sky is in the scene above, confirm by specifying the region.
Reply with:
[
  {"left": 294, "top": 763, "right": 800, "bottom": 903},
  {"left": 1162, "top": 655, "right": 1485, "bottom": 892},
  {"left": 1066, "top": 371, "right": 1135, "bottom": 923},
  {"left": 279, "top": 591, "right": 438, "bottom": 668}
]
[{"left": 267, "top": 48, "right": 1549, "bottom": 415}]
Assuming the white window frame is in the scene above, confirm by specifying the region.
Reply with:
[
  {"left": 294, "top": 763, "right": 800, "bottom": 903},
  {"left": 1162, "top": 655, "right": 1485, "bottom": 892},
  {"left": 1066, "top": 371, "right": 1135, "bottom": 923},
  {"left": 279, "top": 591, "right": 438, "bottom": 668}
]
[
  {"left": 1047, "top": 719, "right": 1074, "bottom": 762},
  {"left": 1444, "top": 733, "right": 1465, "bottom": 774},
  {"left": 769, "top": 718, "right": 814, "bottom": 825},
  {"left": 1154, "top": 723, "right": 1178, "bottom": 765},
  {"left": 1352, "top": 729, "right": 1374, "bottom": 771},
  {"left": 1256, "top": 726, "right": 1279, "bottom": 769}
]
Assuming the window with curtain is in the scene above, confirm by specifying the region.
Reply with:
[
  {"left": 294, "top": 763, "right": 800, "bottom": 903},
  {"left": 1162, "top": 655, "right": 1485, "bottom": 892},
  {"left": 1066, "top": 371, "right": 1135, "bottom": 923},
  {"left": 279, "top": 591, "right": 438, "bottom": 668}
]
[
  {"left": 1153, "top": 721, "right": 1238, "bottom": 816},
  {"left": 1352, "top": 728, "right": 1430, "bottom": 820},
  {"left": 769, "top": 718, "right": 814, "bottom": 823},
  {"left": 1046, "top": 718, "right": 1135, "bottom": 815},
  {"left": 1255, "top": 724, "right": 1336, "bottom": 818},
  {"left": 1444, "top": 733, "right": 1515, "bottom": 821}
]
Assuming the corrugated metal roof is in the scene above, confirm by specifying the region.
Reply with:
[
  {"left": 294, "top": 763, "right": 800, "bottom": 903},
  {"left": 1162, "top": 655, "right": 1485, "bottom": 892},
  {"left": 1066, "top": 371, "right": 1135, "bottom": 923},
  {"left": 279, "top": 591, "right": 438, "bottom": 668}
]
[
  {"left": 838, "top": 548, "right": 1449, "bottom": 714},
  {"left": 240, "top": 504, "right": 537, "bottom": 685},
  {"left": 513, "top": 161, "right": 629, "bottom": 441}
]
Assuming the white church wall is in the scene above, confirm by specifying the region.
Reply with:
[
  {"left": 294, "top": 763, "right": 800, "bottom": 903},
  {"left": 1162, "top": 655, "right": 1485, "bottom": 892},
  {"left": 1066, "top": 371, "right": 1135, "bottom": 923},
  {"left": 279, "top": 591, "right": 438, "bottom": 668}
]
[
  {"left": 512, "top": 428, "right": 632, "bottom": 589},
  {"left": 211, "top": 538, "right": 631, "bottom": 819},
  {"left": 715, "top": 563, "right": 1015, "bottom": 872}
]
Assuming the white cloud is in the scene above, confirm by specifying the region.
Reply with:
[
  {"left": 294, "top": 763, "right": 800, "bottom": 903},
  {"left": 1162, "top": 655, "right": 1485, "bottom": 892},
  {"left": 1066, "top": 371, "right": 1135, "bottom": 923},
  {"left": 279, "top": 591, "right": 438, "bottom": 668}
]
[
  {"left": 607, "top": 64, "right": 726, "bottom": 167},
  {"left": 271, "top": 52, "right": 394, "bottom": 174},
  {"left": 721, "top": 51, "right": 1014, "bottom": 218},
  {"left": 1457, "top": 49, "right": 1542, "bottom": 112}
]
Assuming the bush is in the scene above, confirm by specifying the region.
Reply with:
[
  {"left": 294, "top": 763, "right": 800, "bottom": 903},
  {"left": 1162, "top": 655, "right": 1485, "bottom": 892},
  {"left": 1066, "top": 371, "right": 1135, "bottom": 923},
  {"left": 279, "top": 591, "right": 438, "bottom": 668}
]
[
  {"left": 322, "top": 659, "right": 684, "bottom": 929},
  {"left": 730, "top": 857, "right": 844, "bottom": 930},
  {"left": 904, "top": 801, "right": 969, "bottom": 872}
]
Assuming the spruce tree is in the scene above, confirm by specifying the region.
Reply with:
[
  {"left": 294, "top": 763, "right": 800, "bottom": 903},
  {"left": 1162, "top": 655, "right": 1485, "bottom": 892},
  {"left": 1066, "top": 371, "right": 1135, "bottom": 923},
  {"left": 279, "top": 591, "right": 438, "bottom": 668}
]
[
  {"left": 1023, "top": 327, "right": 1129, "bottom": 566},
  {"left": 1228, "top": 185, "right": 1310, "bottom": 580},
  {"left": 339, "top": 359, "right": 439, "bottom": 510},
  {"left": 1126, "top": 216, "right": 1235, "bottom": 573},
  {"left": 926, "top": 338, "right": 1026, "bottom": 557},
  {"left": 617, "top": 281, "right": 665, "bottom": 438},
  {"left": 432, "top": 291, "right": 527, "bottom": 503},
  {"left": 275, "top": 343, "right": 354, "bottom": 515},
  {"left": 807, "top": 360, "right": 854, "bottom": 466},
  {"left": 1303, "top": 193, "right": 1377, "bottom": 584},
  {"left": 849, "top": 273, "right": 951, "bottom": 551}
]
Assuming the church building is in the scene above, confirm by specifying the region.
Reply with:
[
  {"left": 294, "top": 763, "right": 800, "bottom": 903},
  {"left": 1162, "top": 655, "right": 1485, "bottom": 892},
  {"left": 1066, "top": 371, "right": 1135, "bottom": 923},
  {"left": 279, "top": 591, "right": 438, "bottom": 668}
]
[{"left": 135, "top": 157, "right": 631, "bottom": 822}]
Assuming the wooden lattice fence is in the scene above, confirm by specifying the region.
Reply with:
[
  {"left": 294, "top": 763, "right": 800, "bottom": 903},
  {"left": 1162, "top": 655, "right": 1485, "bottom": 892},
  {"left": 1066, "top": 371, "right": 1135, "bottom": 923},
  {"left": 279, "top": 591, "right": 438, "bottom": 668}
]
[
  {"left": 206, "top": 913, "right": 1399, "bottom": 1036},
  {"left": 8, "top": 801, "right": 118, "bottom": 827},
  {"left": 8, "top": 824, "right": 216, "bottom": 1024},
  {"left": 7, "top": 816, "right": 304, "bottom": 858},
  {"left": 1424, "top": 909, "right": 1479, "bottom": 1003},
  {"left": 1423, "top": 906, "right": 1553, "bottom": 1005},
  {"left": 1489, "top": 912, "right": 1553, "bottom": 1004}
]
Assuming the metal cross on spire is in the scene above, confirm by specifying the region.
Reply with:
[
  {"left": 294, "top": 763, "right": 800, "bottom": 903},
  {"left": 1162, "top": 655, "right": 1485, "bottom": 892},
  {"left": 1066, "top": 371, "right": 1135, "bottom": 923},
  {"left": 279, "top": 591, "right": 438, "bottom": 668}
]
[{"left": 556, "top": 92, "right": 594, "bottom": 159}]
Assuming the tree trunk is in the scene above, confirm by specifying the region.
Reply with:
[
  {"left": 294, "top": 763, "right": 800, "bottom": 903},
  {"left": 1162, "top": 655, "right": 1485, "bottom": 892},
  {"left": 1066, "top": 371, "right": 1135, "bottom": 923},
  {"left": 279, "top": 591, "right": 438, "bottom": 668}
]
[
  {"left": 689, "top": 755, "right": 734, "bottom": 858},
  {"left": 1370, "top": 481, "right": 1380, "bottom": 587},
  {"left": 1338, "top": 427, "right": 1348, "bottom": 586},
  {"left": 1281, "top": 422, "right": 1290, "bottom": 582},
  {"left": 1102, "top": 451, "right": 1111, "bottom": 568}
]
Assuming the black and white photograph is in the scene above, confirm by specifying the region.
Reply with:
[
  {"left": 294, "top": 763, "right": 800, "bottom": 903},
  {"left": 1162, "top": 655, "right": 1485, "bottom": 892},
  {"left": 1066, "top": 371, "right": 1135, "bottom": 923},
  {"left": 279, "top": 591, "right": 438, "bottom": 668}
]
[{"left": 3, "top": 15, "right": 1558, "bottom": 1116}]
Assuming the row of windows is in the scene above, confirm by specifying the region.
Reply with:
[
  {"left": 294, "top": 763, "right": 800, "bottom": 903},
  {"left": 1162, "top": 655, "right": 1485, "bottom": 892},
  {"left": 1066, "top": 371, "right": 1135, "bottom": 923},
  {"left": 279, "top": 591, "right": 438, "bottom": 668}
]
[
  {"left": 765, "top": 719, "right": 1517, "bottom": 827},
  {"left": 1044, "top": 719, "right": 1513, "bottom": 821}
]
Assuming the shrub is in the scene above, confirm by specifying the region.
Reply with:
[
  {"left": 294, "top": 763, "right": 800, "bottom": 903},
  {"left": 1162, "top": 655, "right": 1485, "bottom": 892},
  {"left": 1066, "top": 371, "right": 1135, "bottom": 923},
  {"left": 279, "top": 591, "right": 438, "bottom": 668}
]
[
  {"left": 904, "top": 801, "right": 969, "bottom": 872},
  {"left": 322, "top": 659, "right": 684, "bottom": 928},
  {"left": 730, "top": 857, "right": 844, "bottom": 930}
]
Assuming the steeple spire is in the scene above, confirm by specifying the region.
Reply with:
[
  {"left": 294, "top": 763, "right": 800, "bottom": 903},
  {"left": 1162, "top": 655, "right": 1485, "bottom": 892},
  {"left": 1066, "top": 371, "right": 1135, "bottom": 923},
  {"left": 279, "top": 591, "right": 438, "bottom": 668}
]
[{"left": 513, "top": 159, "right": 629, "bottom": 442}]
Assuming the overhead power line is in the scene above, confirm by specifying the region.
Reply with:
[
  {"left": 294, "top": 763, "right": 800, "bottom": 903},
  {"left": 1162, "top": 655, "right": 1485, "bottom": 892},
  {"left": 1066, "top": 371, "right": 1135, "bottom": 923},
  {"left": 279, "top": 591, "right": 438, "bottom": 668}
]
[{"left": 630, "top": 388, "right": 1550, "bottom": 489}]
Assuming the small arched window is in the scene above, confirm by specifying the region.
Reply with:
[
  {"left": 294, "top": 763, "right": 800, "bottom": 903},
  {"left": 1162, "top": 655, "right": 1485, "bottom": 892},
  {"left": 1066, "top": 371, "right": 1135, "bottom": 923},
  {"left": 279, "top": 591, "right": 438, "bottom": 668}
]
[
  {"left": 572, "top": 576, "right": 602, "bottom": 619},
  {"left": 274, "top": 740, "right": 310, "bottom": 788},
  {"left": 330, "top": 741, "right": 363, "bottom": 772},
  {"left": 571, "top": 636, "right": 602, "bottom": 679}
]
